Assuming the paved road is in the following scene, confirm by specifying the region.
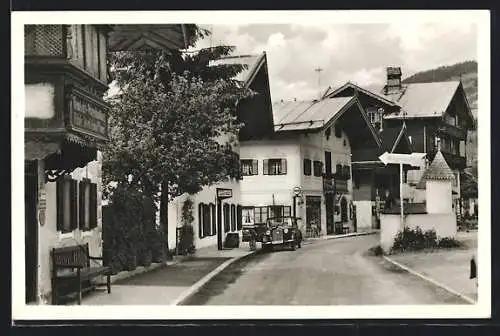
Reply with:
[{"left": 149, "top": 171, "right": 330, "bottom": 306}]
[{"left": 183, "top": 234, "right": 470, "bottom": 305}]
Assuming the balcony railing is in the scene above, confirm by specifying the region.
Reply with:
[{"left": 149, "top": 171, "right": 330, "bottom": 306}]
[{"left": 438, "top": 122, "right": 467, "bottom": 140}]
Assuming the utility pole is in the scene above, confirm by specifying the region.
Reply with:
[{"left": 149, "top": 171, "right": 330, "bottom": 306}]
[{"left": 314, "top": 67, "right": 323, "bottom": 100}]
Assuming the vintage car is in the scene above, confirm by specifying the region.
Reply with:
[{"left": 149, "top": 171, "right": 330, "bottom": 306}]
[
  {"left": 241, "top": 223, "right": 267, "bottom": 242},
  {"left": 262, "top": 216, "right": 302, "bottom": 251}
]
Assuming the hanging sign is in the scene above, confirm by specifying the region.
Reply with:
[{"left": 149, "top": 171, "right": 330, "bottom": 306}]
[{"left": 216, "top": 188, "right": 233, "bottom": 199}]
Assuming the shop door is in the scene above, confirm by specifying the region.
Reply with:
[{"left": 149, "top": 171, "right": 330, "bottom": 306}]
[
  {"left": 340, "top": 197, "right": 348, "bottom": 222},
  {"left": 25, "top": 160, "right": 38, "bottom": 303},
  {"left": 306, "top": 196, "right": 322, "bottom": 235},
  {"left": 325, "top": 194, "right": 334, "bottom": 234}
]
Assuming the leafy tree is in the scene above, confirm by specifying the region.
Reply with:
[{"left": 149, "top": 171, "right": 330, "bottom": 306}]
[{"left": 104, "top": 41, "right": 255, "bottom": 251}]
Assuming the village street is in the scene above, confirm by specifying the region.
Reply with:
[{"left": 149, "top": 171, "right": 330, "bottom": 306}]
[{"left": 182, "top": 234, "right": 470, "bottom": 305}]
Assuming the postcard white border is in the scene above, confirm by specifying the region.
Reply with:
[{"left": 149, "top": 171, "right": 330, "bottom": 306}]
[{"left": 12, "top": 9, "right": 491, "bottom": 320}]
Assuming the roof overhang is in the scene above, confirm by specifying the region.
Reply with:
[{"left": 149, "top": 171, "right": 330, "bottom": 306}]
[
  {"left": 107, "top": 24, "right": 192, "bottom": 51},
  {"left": 324, "top": 82, "right": 399, "bottom": 107}
]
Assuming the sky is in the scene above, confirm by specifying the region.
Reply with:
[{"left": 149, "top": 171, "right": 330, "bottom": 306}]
[{"left": 192, "top": 22, "right": 477, "bottom": 102}]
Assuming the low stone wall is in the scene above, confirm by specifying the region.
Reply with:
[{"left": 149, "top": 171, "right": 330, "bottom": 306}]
[{"left": 380, "top": 213, "right": 457, "bottom": 253}]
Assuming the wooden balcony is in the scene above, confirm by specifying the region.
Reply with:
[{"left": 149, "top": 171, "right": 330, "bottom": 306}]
[{"left": 438, "top": 122, "right": 467, "bottom": 140}]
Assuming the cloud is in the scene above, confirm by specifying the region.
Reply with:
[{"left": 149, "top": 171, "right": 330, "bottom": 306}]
[{"left": 194, "top": 22, "right": 477, "bottom": 101}]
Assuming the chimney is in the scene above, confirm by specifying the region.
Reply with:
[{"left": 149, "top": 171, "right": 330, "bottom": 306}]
[{"left": 385, "top": 66, "right": 402, "bottom": 94}]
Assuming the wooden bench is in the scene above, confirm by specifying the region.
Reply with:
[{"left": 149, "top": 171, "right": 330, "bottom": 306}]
[{"left": 51, "top": 243, "right": 111, "bottom": 305}]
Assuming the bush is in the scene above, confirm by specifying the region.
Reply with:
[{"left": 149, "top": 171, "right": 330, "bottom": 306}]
[
  {"left": 437, "top": 237, "right": 462, "bottom": 248},
  {"left": 392, "top": 227, "right": 438, "bottom": 252},
  {"left": 177, "top": 225, "right": 195, "bottom": 255},
  {"left": 102, "top": 184, "right": 160, "bottom": 271},
  {"left": 392, "top": 226, "right": 463, "bottom": 253}
]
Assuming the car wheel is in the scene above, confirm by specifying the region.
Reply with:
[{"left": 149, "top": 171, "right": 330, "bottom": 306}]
[{"left": 291, "top": 242, "right": 296, "bottom": 251}]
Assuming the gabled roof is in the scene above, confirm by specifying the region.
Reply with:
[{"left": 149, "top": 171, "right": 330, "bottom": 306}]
[
  {"left": 209, "top": 52, "right": 267, "bottom": 89},
  {"left": 323, "top": 82, "right": 399, "bottom": 107},
  {"left": 273, "top": 97, "right": 354, "bottom": 132},
  {"left": 383, "top": 81, "right": 462, "bottom": 119},
  {"left": 380, "top": 122, "right": 412, "bottom": 154},
  {"left": 416, "top": 150, "right": 455, "bottom": 189},
  {"left": 272, "top": 96, "right": 382, "bottom": 147}
]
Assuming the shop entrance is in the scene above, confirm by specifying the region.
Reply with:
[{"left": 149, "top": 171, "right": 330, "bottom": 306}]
[
  {"left": 25, "top": 160, "right": 38, "bottom": 303},
  {"left": 306, "top": 196, "right": 322, "bottom": 237}
]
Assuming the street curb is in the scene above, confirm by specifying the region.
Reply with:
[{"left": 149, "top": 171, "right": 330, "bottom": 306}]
[
  {"left": 110, "top": 260, "right": 179, "bottom": 284},
  {"left": 383, "top": 256, "right": 477, "bottom": 305},
  {"left": 170, "top": 249, "right": 261, "bottom": 306},
  {"left": 303, "top": 230, "right": 378, "bottom": 244}
]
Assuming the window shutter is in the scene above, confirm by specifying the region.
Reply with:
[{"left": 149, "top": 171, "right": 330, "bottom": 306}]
[
  {"left": 79, "top": 181, "right": 85, "bottom": 230},
  {"left": 237, "top": 205, "right": 242, "bottom": 230},
  {"left": 198, "top": 203, "right": 204, "bottom": 238},
  {"left": 56, "top": 179, "right": 64, "bottom": 231},
  {"left": 263, "top": 159, "right": 269, "bottom": 175},
  {"left": 281, "top": 159, "right": 287, "bottom": 175},
  {"left": 252, "top": 160, "right": 258, "bottom": 175},
  {"left": 70, "top": 179, "right": 78, "bottom": 231},
  {"left": 90, "top": 183, "right": 98, "bottom": 229},
  {"left": 346, "top": 166, "right": 351, "bottom": 180}
]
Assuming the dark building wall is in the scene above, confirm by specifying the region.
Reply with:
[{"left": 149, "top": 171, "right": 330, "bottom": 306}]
[
  {"left": 384, "top": 118, "right": 439, "bottom": 154},
  {"left": 238, "top": 62, "right": 275, "bottom": 141}
]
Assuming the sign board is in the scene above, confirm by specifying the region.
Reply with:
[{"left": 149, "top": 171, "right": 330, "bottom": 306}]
[
  {"left": 378, "top": 152, "right": 426, "bottom": 167},
  {"left": 68, "top": 88, "right": 109, "bottom": 139},
  {"left": 293, "top": 186, "right": 302, "bottom": 195},
  {"left": 216, "top": 188, "right": 233, "bottom": 199}
]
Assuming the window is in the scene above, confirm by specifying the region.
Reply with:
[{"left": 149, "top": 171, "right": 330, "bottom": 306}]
[
  {"left": 263, "top": 158, "right": 287, "bottom": 175},
  {"left": 313, "top": 161, "right": 323, "bottom": 177},
  {"left": 231, "top": 204, "right": 236, "bottom": 231},
  {"left": 242, "top": 207, "right": 254, "bottom": 225},
  {"left": 79, "top": 179, "right": 97, "bottom": 231},
  {"left": 303, "top": 159, "right": 312, "bottom": 176},
  {"left": 223, "top": 203, "right": 230, "bottom": 232},
  {"left": 254, "top": 206, "right": 268, "bottom": 223},
  {"left": 236, "top": 205, "right": 243, "bottom": 230},
  {"left": 241, "top": 159, "right": 258, "bottom": 176},
  {"left": 210, "top": 203, "right": 216, "bottom": 236},
  {"left": 57, "top": 177, "right": 78, "bottom": 233}
]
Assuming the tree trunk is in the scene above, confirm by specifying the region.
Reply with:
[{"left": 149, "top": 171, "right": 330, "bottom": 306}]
[{"left": 160, "top": 180, "right": 169, "bottom": 255}]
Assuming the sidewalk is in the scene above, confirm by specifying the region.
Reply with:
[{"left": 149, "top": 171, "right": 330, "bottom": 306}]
[
  {"left": 81, "top": 242, "right": 260, "bottom": 306},
  {"left": 384, "top": 231, "right": 478, "bottom": 303},
  {"left": 303, "top": 229, "right": 378, "bottom": 244}
]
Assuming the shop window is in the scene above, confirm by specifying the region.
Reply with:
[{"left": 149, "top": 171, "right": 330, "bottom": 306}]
[
  {"left": 236, "top": 205, "right": 243, "bottom": 230},
  {"left": 78, "top": 179, "right": 97, "bottom": 231},
  {"left": 263, "top": 158, "right": 287, "bottom": 175},
  {"left": 241, "top": 159, "right": 258, "bottom": 176},
  {"left": 254, "top": 206, "right": 268, "bottom": 223},
  {"left": 303, "top": 159, "right": 312, "bottom": 176},
  {"left": 242, "top": 207, "right": 254, "bottom": 225},
  {"left": 230, "top": 204, "right": 237, "bottom": 231},
  {"left": 223, "top": 203, "right": 230, "bottom": 232},
  {"left": 57, "top": 177, "right": 78, "bottom": 233}
]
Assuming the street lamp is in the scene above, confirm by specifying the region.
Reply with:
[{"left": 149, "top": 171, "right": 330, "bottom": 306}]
[{"left": 293, "top": 186, "right": 302, "bottom": 221}]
